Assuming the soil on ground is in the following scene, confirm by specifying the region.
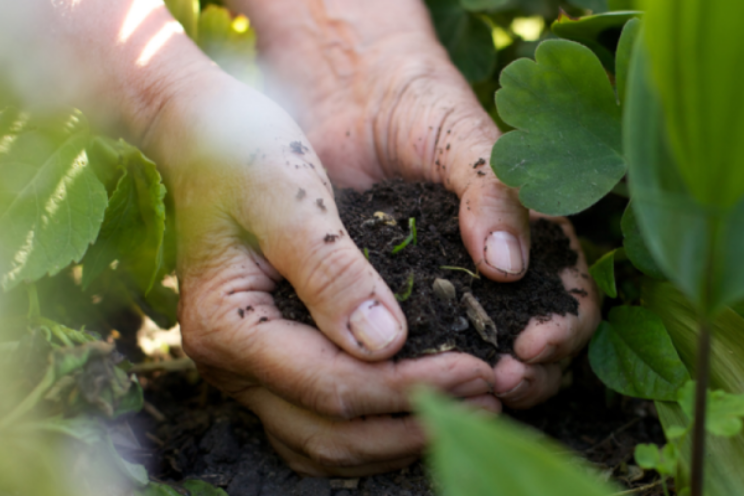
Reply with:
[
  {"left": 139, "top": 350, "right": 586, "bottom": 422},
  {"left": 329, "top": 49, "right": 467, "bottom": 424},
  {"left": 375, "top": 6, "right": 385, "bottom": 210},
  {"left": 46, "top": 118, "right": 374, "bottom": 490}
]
[
  {"left": 128, "top": 352, "right": 669, "bottom": 496},
  {"left": 274, "top": 180, "right": 580, "bottom": 364}
]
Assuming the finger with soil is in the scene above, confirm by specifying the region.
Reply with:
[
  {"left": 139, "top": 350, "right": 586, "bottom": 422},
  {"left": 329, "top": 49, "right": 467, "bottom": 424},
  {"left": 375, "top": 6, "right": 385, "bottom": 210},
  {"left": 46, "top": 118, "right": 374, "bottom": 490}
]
[
  {"left": 224, "top": 318, "right": 496, "bottom": 419},
  {"left": 513, "top": 215, "right": 600, "bottom": 365},
  {"left": 494, "top": 355, "right": 562, "bottom": 409}
]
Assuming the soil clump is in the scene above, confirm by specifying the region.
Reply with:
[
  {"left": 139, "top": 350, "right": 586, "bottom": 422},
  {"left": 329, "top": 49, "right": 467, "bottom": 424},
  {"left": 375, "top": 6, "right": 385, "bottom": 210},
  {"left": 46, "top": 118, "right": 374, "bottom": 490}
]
[{"left": 274, "top": 180, "right": 580, "bottom": 364}]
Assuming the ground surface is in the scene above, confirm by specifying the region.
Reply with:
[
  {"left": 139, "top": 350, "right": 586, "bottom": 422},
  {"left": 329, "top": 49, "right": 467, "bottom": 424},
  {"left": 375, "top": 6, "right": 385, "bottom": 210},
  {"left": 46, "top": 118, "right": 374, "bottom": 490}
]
[{"left": 128, "top": 353, "right": 670, "bottom": 496}]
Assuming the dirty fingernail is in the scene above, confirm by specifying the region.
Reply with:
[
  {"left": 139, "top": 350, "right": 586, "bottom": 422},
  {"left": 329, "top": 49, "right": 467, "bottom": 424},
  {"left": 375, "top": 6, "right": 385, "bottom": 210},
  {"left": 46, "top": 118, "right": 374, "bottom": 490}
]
[
  {"left": 349, "top": 299, "right": 400, "bottom": 351},
  {"left": 485, "top": 231, "right": 524, "bottom": 274},
  {"left": 495, "top": 380, "right": 527, "bottom": 399},
  {"left": 527, "top": 344, "right": 556, "bottom": 364},
  {"left": 450, "top": 378, "right": 491, "bottom": 397}
]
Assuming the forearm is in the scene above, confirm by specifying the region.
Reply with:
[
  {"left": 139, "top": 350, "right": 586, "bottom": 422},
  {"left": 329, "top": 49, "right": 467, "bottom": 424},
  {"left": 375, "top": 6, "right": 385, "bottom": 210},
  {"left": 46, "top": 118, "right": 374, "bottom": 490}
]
[{"left": 1, "top": 0, "right": 217, "bottom": 142}]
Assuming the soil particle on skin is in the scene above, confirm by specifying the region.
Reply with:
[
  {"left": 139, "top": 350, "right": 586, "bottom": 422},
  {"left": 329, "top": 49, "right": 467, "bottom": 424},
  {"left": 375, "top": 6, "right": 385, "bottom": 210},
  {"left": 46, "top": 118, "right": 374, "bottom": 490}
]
[
  {"left": 290, "top": 141, "right": 308, "bottom": 155},
  {"left": 316, "top": 199, "right": 326, "bottom": 211},
  {"left": 296, "top": 188, "right": 306, "bottom": 200},
  {"left": 473, "top": 158, "right": 486, "bottom": 168},
  {"left": 274, "top": 180, "right": 579, "bottom": 364}
]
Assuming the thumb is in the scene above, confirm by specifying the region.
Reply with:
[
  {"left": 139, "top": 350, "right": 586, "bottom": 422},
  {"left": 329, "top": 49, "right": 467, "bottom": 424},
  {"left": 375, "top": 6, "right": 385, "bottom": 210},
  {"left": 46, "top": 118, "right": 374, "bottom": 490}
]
[{"left": 250, "top": 145, "right": 408, "bottom": 361}]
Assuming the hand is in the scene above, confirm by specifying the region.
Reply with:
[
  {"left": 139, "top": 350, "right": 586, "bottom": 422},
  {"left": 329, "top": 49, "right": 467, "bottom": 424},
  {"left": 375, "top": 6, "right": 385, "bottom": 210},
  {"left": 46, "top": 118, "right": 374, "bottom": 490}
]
[
  {"left": 142, "top": 69, "right": 500, "bottom": 476},
  {"left": 231, "top": 0, "right": 601, "bottom": 409}
]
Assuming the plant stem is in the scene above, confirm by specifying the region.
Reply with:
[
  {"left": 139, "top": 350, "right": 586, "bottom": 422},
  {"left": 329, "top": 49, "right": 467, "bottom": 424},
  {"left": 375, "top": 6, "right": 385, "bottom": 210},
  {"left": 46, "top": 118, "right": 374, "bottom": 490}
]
[{"left": 690, "top": 319, "right": 712, "bottom": 496}]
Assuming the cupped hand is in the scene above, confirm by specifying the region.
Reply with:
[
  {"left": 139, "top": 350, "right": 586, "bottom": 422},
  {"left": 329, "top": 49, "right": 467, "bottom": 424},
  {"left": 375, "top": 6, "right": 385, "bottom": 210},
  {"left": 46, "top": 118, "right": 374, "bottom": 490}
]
[
  {"left": 142, "top": 69, "right": 499, "bottom": 476},
  {"left": 235, "top": 0, "right": 601, "bottom": 409}
]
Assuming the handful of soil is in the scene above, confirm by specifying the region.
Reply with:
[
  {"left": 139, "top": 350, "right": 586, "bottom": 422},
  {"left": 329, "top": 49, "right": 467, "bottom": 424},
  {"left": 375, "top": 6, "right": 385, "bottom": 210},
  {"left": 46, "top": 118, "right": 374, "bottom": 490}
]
[{"left": 274, "top": 180, "right": 579, "bottom": 365}]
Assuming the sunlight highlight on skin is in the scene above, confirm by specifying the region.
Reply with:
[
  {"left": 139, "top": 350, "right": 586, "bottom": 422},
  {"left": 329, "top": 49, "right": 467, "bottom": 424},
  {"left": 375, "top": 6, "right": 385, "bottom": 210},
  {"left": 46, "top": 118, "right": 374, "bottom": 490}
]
[
  {"left": 136, "top": 21, "right": 184, "bottom": 66},
  {"left": 119, "top": 0, "right": 165, "bottom": 43}
]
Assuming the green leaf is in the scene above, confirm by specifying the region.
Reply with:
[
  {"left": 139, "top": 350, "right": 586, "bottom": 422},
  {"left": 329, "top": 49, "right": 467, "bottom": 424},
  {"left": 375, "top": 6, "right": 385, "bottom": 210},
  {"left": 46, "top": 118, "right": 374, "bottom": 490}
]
[
  {"left": 634, "top": 443, "right": 660, "bottom": 469},
  {"left": 17, "top": 416, "right": 104, "bottom": 445},
  {"left": 414, "top": 389, "right": 617, "bottom": 496},
  {"left": 551, "top": 11, "right": 640, "bottom": 71},
  {"left": 621, "top": 203, "right": 666, "bottom": 280},
  {"left": 425, "top": 0, "right": 496, "bottom": 83},
  {"left": 181, "top": 480, "right": 229, "bottom": 496},
  {"left": 492, "top": 40, "right": 625, "bottom": 216},
  {"left": 624, "top": 37, "right": 744, "bottom": 313},
  {"left": 644, "top": 0, "right": 744, "bottom": 209},
  {"left": 0, "top": 110, "right": 108, "bottom": 290},
  {"left": 678, "top": 381, "right": 744, "bottom": 438},
  {"left": 138, "top": 484, "right": 183, "bottom": 496},
  {"left": 589, "top": 306, "right": 690, "bottom": 401},
  {"left": 164, "top": 0, "right": 199, "bottom": 39},
  {"left": 614, "top": 17, "right": 641, "bottom": 107},
  {"left": 83, "top": 140, "right": 166, "bottom": 293},
  {"left": 588, "top": 249, "right": 618, "bottom": 298},
  {"left": 644, "top": 280, "right": 744, "bottom": 496}
]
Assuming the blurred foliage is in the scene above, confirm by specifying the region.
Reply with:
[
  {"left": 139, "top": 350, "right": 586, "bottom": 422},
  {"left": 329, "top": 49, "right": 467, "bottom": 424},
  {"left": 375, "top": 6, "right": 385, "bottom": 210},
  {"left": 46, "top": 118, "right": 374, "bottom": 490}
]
[{"left": 0, "top": 2, "right": 258, "bottom": 495}]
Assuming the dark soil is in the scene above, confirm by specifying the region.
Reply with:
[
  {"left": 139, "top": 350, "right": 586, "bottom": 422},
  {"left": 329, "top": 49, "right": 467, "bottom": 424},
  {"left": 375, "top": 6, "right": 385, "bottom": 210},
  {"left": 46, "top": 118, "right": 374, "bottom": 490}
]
[
  {"left": 128, "top": 352, "right": 669, "bottom": 496},
  {"left": 274, "top": 180, "right": 580, "bottom": 364}
]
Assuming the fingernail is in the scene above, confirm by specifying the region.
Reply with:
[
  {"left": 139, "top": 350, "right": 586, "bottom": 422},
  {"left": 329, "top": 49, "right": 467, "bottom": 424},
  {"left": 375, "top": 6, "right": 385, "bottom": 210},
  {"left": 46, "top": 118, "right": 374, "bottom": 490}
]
[
  {"left": 495, "top": 380, "right": 527, "bottom": 399},
  {"left": 349, "top": 299, "right": 400, "bottom": 351},
  {"left": 485, "top": 231, "right": 524, "bottom": 274},
  {"left": 527, "top": 345, "right": 556, "bottom": 364},
  {"left": 450, "top": 378, "right": 491, "bottom": 397}
]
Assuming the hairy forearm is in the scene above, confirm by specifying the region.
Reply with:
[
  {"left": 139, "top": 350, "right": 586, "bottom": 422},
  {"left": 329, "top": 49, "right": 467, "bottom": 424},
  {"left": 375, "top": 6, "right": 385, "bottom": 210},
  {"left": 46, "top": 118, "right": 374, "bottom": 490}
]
[{"left": 1, "top": 0, "right": 216, "bottom": 142}]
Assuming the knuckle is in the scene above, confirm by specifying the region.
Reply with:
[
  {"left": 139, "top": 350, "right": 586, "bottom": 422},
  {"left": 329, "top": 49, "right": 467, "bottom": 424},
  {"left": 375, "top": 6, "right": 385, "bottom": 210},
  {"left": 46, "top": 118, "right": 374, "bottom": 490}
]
[
  {"left": 298, "top": 243, "right": 370, "bottom": 308},
  {"left": 303, "top": 432, "right": 356, "bottom": 468},
  {"left": 301, "top": 370, "right": 354, "bottom": 420}
]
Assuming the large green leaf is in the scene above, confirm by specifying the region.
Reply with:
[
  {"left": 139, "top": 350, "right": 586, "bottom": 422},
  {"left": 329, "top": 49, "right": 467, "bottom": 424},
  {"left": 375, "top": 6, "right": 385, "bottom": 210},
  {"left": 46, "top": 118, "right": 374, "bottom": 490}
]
[
  {"left": 589, "top": 306, "right": 690, "bottom": 401},
  {"left": 624, "top": 37, "right": 744, "bottom": 313},
  {"left": 620, "top": 202, "right": 665, "bottom": 280},
  {"left": 614, "top": 17, "right": 641, "bottom": 107},
  {"left": 644, "top": 280, "right": 744, "bottom": 496},
  {"left": 0, "top": 110, "right": 108, "bottom": 290},
  {"left": 82, "top": 140, "right": 166, "bottom": 293},
  {"left": 414, "top": 389, "right": 616, "bottom": 496},
  {"left": 551, "top": 11, "right": 640, "bottom": 71},
  {"left": 425, "top": 0, "right": 496, "bottom": 83},
  {"left": 644, "top": 0, "right": 744, "bottom": 209},
  {"left": 492, "top": 39, "right": 625, "bottom": 215}
]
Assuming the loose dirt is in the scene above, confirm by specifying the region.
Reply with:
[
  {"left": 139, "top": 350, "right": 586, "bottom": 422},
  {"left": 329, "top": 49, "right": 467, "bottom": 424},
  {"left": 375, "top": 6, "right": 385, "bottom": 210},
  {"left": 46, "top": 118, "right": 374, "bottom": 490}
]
[{"left": 274, "top": 180, "right": 580, "bottom": 364}]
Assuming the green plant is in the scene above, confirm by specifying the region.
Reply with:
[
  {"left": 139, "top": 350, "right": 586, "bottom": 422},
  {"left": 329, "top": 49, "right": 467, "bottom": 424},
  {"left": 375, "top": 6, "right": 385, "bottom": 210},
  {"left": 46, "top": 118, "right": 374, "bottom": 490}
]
[
  {"left": 0, "top": 1, "right": 256, "bottom": 493},
  {"left": 419, "top": 2, "right": 744, "bottom": 496}
]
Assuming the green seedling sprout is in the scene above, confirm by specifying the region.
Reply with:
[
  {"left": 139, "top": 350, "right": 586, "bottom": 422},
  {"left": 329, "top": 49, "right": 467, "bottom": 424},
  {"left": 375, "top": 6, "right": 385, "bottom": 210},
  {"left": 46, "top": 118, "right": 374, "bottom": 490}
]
[
  {"left": 440, "top": 265, "right": 481, "bottom": 280},
  {"left": 363, "top": 247, "right": 369, "bottom": 260},
  {"left": 395, "top": 273, "right": 415, "bottom": 302},
  {"left": 391, "top": 218, "right": 417, "bottom": 254}
]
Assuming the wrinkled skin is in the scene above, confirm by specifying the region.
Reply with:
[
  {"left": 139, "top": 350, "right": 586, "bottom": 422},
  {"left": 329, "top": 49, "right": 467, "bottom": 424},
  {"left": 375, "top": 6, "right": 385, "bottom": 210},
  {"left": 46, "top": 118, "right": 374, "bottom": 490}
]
[{"left": 19, "top": 0, "right": 600, "bottom": 477}]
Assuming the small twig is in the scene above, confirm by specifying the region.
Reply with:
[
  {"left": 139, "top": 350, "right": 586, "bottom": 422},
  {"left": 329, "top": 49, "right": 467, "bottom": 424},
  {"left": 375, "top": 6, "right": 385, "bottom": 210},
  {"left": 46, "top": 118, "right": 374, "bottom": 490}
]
[
  {"left": 143, "top": 401, "right": 167, "bottom": 422},
  {"left": 611, "top": 478, "right": 665, "bottom": 495},
  {"left": 440, "top": 265, "right": 480, "bottom": 280},
  {"left": 145, "top": 432, "right": 165, "bottom": 446},
  {"left": 129, "top": 357, "right": 196, "bottom": 375},
  {"left": 584, "top": 417, "right": 641, "bottom": 453}
]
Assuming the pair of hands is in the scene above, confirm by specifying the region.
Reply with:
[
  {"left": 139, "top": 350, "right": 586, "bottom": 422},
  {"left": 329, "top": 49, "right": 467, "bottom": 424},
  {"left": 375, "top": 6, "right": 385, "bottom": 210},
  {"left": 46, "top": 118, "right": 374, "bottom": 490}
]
[{"left": 31, "top": 0, "right": 599, "bottom": 477}]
